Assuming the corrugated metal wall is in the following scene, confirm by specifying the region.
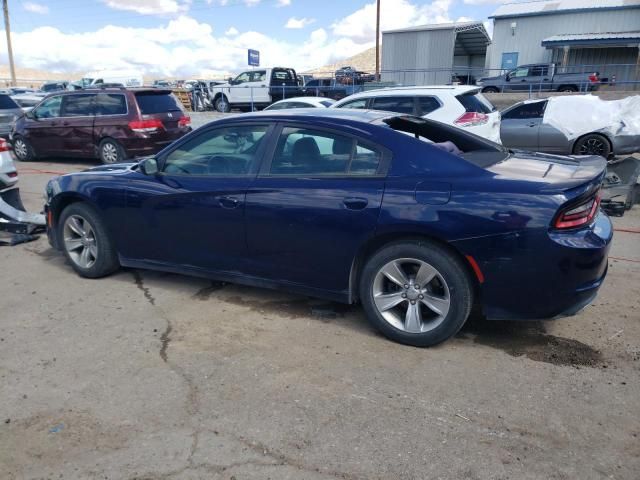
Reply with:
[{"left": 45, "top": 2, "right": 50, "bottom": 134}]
[
  {"left": 551, "top": 47, "right": 639, "bottom": 82},
  {"left": 382, "top": 29, "right": 455, "bottom": 85},
  {"left": 488, "top": 8, "right": 640, "bottom": 70}
]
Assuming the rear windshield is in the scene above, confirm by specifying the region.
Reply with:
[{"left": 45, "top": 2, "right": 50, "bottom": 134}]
[
  {"left": 0, "top": 94, "right": 19, "bottom": 109},
  {"left": 455, "top": 91, "right": 495, "bottom": 113},
  {"left": 134, "top": 92, "right": 182, "bottom": 114}
]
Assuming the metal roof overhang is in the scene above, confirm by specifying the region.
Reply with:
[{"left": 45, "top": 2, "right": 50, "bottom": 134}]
[
  {"left": 542, "top": 33, "right": 640, "bottom": 48},
  {"left": 454, "top": 24, "right": 491, "bottom": 56}
]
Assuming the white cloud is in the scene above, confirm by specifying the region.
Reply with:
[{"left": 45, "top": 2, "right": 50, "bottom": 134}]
[
  {"left": 23, "top": 2, "right": 49, "bottom": 14},
  {"left": 332, "top": 0, "right": 452, "bottom": 42},
  {"left": 244, "top": 0, "right": 261, "bottom": 6},
  {"left": 276, "top": 0, "right": 291, "bottom": 6},
  {"left": 285, "top": 17, "right": 315, "bottom": 29},
  {"left": 103, "top": 0, "right": 189, "bottom": 15},
  {"left": 0, "top": 16, "right": 367, "bottom": 78},
  {"left": 225, "top": 27, "right": 239, "bottom": 36},
  {"left": 463, "top": 0, "right": 511, "bottom": 4}
]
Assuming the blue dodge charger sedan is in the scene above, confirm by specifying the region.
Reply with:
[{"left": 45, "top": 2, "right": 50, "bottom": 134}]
[{"left": 44, "top": 109, "right": 612, "bottom": 346}]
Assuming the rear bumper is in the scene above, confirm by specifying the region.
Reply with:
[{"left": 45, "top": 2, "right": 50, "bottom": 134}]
[
  {"left": 453, "top": 210, "right": 612, "bottom": 320},
  {"left": 119, "top": 129, "right": 188, "bottom": 158}
]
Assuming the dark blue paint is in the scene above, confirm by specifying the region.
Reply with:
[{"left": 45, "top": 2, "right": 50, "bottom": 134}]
[{"left": 46, "top": 110, "right": 613, "bottom": 320}]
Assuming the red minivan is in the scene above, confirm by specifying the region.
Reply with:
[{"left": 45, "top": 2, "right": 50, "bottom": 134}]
[{"left": 11, "top": 87, "right": 191, "bottom": 164}]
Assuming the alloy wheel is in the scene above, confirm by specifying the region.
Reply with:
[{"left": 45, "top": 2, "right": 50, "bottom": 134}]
[
  {"left": 102, "top": 143, "right": 119, "bottom": 163},
  {"left": 63, "top": 215, "right": 98, "bottom": 269},
  {"left": 579, "top": 138, "right": 606, "bottom": 156},
  {"left": 14, "top": 139, "right": 27, "bottom": 159},
  {"left": 372, "top": 258, "right": 450, "bottom": 333}
]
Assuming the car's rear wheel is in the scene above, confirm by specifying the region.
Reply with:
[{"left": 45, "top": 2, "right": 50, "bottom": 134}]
[
  {"left": 215, "top": 95, "right": 231, "bottom": 113},
  {"left": 558, "top": 85, "right": 578, "bottom": 93},
  {"left": 98, "top": 138, "right": 125, "bottom": 164},
  {"left": 573, "top": 133, "right": 611, "bottom": 158},
  {"left": 360, "top": 241, "right": 473, "bottom": 347},
  {"left": 59, "top": 202, "right": 119, "bottom": 278},
  {"left": 481, "top": 87, "right": 499, "bottom": 93},
  {"left": 12, "top": 136, "right": 35, "bottom": 161}
]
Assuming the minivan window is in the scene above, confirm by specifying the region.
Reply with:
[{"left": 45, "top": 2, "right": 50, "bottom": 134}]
[
  {"left": 96, "top": 93, "right": 127, "bottom": 115},
  {"left": 371, "top": 96, "right": 415, "bottom": 115},
  {"left": 135, "top": 92, "right": 182, "bottom": 114},
  {"left": 0, "top": 94, "right": 19, "bottom": 110},
  {"left": 33, "top": 95, "right": 62, "bottom": 118},
  {"left": 62, "top": 94, "right": 96, "bottom": 117},
  {"left": 455, "top": 91, "right": 494, "bottom": 114}
]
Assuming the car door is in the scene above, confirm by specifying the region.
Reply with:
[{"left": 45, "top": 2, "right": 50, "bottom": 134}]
[
  {"left": 244, "top": 124, "right": 389, "bottom": 295},
  {"left": 506, "top": 67, "right": 531, "bottom": 92},
  {"left": 499, "top": 101, "right": 546, "bottom": 150},
  {"left": 59, "top": 93, "right": 96, "bottom": 156},
  {"left": 121, "top": 123, "right": 273, "bottom": 272},
  {"left": 24, "top": 95, "right": 64, "bottom": 156}
]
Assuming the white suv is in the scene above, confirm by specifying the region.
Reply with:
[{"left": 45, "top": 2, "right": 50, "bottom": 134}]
[{"left": 331, "top": 86, "right": 501, "bottom": 143}]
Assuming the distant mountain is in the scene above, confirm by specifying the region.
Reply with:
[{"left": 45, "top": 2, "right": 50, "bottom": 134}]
[{"left": 303, "top": 46, "right": 378, "bottom": 75}]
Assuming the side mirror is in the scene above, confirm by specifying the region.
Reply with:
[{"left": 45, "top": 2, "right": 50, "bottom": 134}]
[
  {"left": 140, "top": 157, "right": 158, "bottom": 175},
  {"left": 26, "top": 110, "right": 36, "bottom": 120}
]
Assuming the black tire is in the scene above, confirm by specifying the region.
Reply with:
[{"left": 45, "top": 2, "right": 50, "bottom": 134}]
[
  {"left": 359, "top": 240, "right": 473, "bottom": 347},
  {"left": 12, "top": 135, "right": 36, "bottom": 161},
  {"left": 572, "top": 133, "right": 611, "bottom": 158},
  {"left": 481, "top": 87, "right": 499, "bottom": 94},
  {"left": 58, "top": 202, "right": 119, "bottom": 278},
  {"left": 558, "top": 85, "right": 578, "bottom": 93},
  {"left": 214, "top": 95, "right": 231, "bottom": 113},
  {"left": 98, "top": 138, "right": 126, "bottom": 164}
]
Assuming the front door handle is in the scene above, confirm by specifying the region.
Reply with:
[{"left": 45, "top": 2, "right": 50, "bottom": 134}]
[
  {"left": 527, "top": 122, "right": 537, "bottom": 127},
  {"left": 219, "top": 196, "right": 240, "bottom": 209},
  {"left": 343, "top": 197, "right": 368, "bottom": 210}
]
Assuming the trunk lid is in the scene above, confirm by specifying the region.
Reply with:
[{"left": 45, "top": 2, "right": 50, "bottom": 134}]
[{"left": 133, "top": 90, "right": 188, "bottom": 140}]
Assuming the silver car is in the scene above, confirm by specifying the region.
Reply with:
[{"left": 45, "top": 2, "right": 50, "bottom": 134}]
[
  {"left": 0, "top": 94, "right": 24, "bottom": 139},
  {"left": 500, "top": 99, "right": 639, "bottom": 158}
]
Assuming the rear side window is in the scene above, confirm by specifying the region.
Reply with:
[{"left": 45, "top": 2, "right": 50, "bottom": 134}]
[
  {"left": 455, "top": 92, "right": 494, "bottom": 114},
  {"left": 418, "top": 96, "right": 440, "bottom": 115},
  {"left": 135, "top": 92, "right": 182, "bottom": 114},
  {"left": 370, "top": 96, "right": 415, "bottom": 115},
  {"left": 0, "top": 94, "right": 19, "bottom": 109},
  {"left": 502, "top": 101, "right": 546, "bottom": 119},
  {"left": 62, "top": 94, "right": 96, "bottom": 116},
  {"left": 270, "top": 127, "right": 382, "bottom": 176},
  {"left": 96, "top": 93, "right": 127, "bottom": 115}
]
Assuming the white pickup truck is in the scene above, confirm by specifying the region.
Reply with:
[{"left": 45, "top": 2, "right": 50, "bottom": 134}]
[{"left": 210, "top": 67, "right": 301, "bottom": 112}]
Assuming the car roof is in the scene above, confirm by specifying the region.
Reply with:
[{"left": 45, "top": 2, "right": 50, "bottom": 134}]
[
  {"left": 47, "top": 87, "right": 170, "bottom": 95},
  {"left": 228, "top": 108, "right": 395, "bottom": 124},
  {"left": 337, "top": 85, "right": 479, "bottom": 99}
]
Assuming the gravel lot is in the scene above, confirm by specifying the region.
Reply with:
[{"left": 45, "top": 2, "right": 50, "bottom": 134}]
[{"left": 1, "top": 157, "right": 639, "bottom": 480}]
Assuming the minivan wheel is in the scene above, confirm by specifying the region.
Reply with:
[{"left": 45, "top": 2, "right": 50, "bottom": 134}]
[
  {"left": 12, "top": 136, "right": 35, "bottom": 161},
  {"left": 573, "top": 133, "right": 611, "bottom": 158},
  {"left": 99, "top": 139, "right": 125, "bottom": 164},
  {"left": 359, "top": 241, "right": 473, "bottom": 347},
  {"left": 59, "top": 202, "right": 119, "bottom": 278},
  {"left": 215, "top": 96, "right": 231, "bottom": 113}
]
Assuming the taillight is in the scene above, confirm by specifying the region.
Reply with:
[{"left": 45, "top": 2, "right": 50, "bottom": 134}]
[
  {"left": 0, "top": 139, "right": 11, "bottom": 152},
  {"left": 8, "top": 171, "right": 18, "bottom": 178},
  {"left": 588, "top": 73, "right": 599, "bottom": 83},
  {"left": 454, "top": 112, "right": 488, "bottom": 127},
  {"left": 554, "top": 193, "right": 600, "bottom": 229},
  {"left": 178, "top": 116, "right": 191, "bottom": 127},
  {"left": 128, "top": 118, "right": 164, "bottom": 133}
]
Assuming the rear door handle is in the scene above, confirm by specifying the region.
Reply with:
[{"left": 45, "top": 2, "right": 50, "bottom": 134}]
[
  {"left": 219, "top": 196, "right": 240, "bottom": 209},
  {"left": 343, "top": 197, "right": 368, "bottom": 210},
  {"left": 527, "top": 122, "right": 537, "bottom": 127}
]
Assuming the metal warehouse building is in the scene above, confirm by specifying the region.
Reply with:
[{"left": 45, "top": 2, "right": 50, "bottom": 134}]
[
  {"left": 381, "top": 22, "right": 491, "bottom": 85},
  {"left": 486, "top": 0, "right": 640, "bottom": 82}
]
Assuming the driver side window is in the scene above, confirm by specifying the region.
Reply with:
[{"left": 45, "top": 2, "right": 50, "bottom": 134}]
[
  {"left": 34, "top": 95, "right": 62, "bottom": 118},
  {"left": 162, "top": 125, "right": 269, "bottom": 176}
]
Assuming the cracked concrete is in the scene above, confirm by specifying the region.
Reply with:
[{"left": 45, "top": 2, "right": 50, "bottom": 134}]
[{"left": 1, "top": 159, "right": 639, "bottom": 479}]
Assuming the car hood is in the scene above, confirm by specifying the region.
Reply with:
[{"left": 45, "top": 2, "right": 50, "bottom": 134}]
[
  {"left": 82, "top": 162, "right": 138, "bottom": 173},
  {"left": 486, "top": 151, "right": 607, "bottom": 189}
]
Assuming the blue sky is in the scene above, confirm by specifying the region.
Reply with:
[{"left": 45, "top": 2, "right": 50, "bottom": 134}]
[{"left": 3, "top": 0, "right": 510, "bottom": 77}]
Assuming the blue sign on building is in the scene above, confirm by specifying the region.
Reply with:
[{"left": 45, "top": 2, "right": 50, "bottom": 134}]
[{"left": 248, "top": 49, "right": 260, "bottom": 67}]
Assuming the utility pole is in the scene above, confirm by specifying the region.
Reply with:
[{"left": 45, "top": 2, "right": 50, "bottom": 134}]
[
  {"left": 2, "top": 0, "right": 16, "bottom": 86},
  {"left": 375, "top": 0, "right": 381, "bottom": 81}
]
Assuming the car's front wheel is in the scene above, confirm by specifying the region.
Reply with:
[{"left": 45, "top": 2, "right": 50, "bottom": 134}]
[
  {"left": 12, "top": 136, "right": 36, "bottom": 161},
  {"left": 359, "top": 241, "right": 473, "bottom": 347},
  {"left": 573, "top": 133, "right": 611, "bottom": 158},
  {"left": 215, "top": 95, "right": 231, "bottom": 113},
  {"left": 59, "top": 202, "right": 119, "bottom": 278}
]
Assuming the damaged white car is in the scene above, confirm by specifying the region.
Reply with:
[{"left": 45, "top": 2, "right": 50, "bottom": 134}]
[{"left": 500, "top": 95, "right": 640, "bottom": 159}]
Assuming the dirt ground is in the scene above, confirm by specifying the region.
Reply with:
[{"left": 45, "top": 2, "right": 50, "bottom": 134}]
[{"left": 1, "top": 157, "right": 639, "bottom": 480}]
